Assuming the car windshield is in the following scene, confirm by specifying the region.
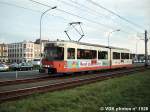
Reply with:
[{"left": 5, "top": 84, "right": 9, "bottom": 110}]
[{"left": 44, "top": 47, "right": 64, "bottom": 61}]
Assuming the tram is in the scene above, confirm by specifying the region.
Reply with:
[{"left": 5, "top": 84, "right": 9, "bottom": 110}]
[{"left": 39, "top": 40, "right": 133, "bottom": 74}]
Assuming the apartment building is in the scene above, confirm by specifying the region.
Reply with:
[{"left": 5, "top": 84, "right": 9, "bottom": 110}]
[
  {"left": 0, "top": 43, "right": 8, "bottom": 63},
  {"left": 34, "top": 43, "right": 40, "bottom": 59},
  {"left": 34, "top": 39, "right": 49, "bottom": 54},
  {"left": 8, "top": 41, "right": 40, "bottom": 63}
]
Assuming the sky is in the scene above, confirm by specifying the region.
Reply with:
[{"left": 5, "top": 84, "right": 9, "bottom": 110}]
[{"left": 0, "top": 0, "right": 150, "bottom": 54}]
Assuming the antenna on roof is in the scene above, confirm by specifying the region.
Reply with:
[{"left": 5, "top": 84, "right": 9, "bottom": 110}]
[{"left": 64, "top": 22, "right": 85, "bottom": 42}]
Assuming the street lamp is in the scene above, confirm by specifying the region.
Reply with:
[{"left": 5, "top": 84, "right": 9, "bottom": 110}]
[
  {"left": 107, "top": 29, "right": 120, "bottom": 47},
  {"left": 39, "top": 6, "right": 57, "bottom": 59}
]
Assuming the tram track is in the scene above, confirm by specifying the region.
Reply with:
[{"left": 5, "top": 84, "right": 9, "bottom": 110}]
[
  {"left": 0, "top": 75, "right": 52, "bottom": 86},
  {"left": 0, "top": 64, "right": 145, "bottom": 87},
  {"left": 0, "top": 72, "right": 101, "bottom": 87},
  {"left": 0, "top": 66, "right": 149, "bottom": 103}
]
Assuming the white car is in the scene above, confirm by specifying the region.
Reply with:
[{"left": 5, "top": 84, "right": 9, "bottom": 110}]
[
  {"left": 32, "top": 59, "right": 41, "bottom": 65},
  {"left": 0, "top": 64, "right": 9, "bottom": 71}
]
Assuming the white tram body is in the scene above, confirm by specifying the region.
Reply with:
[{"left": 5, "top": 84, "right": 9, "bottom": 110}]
[{"left": 41, "top": 40, "right": 132, "bottom": 74}]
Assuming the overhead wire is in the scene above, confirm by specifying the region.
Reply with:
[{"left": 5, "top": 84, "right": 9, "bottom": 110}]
[
  {"left": 64, "top": 0, "right": 143, "bottom": 34},
  {"left": 0, "top": 0, "right": 107, "bottom": 36},
  {"left": 68, "top": 0, "right": 139, "bottom": 33},
  {"left": 56, "top": 0, "right": 137, "bottom": 35},
  {"left": 0, "top": 0, "right": 137, "bottom": 35},
  {"left": 29, "top": 0, "right": 118, "bottom": 39},
  {"left": 0, "top": 1, "right": 41, "bottom": 13},
  {"left": 1, "top": 0, "right": 134, "bottom": 36},
  {"left": 29, "top": 0, "right": 116, "bottom": 30},
  {"left": 54, "top": 0, "right": 112, "bottom": 33},
  {"left": 0, "top": 1, "right": 108, "bottom": 40},
  {"left": 0, "top": 1, "right": 72, "bottom": 24},
  {"left": 56, "top": 0, "right": 114, "bottom": 30},
  {"left": 57, "top": 0, "right": 109, "bottom": 18},
  {"left": 0, "top": 1, "right": 73, "bottom": 39},
  {"left": 0, "top": 0, "right": 139, "bottom": 41},
  {"left": 87, "top": 0, "right": 146, "bottom": 30},
  {"left": 29, "top": 0, "right": 139, "bottom": 37}
]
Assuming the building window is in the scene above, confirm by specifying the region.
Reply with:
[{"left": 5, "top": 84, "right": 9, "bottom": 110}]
[{"left": 23, "top": 44, "right": 26, "bottom": 49}]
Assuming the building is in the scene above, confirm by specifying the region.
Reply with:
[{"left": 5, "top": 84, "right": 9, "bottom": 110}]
[
  {"left": 8, "top": 41, "right": 40, "bottom": 63},
  {"left": 34, "top": 38, "right": 49, "bottom": 54},
  {"left": 0, "top": 43, "right": 8, "bottom": 63},
  {"left": 34, "top": 43, "right": 40, "bottom": 59},
  {"left": 34, "top": 38, "right": 49, "bottom": 44}
]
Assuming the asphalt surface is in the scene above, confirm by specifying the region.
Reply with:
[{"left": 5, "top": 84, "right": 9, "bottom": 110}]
[
  {"left": 0, "top": 70, "right": 47, "bottom": 81},
  {"left": 0, "top": 63, "right": 146, "bottom": 81}
]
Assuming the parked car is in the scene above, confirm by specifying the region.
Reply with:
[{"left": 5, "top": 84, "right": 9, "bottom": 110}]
[
  {"left": 32, "top": 58, "right": 41, "bottom": 65},
  {"left": 9, "top": 63, "right": 19, "bottom": 70},
  {"left": 9, "top": 62, "right": 33, "bottom": 71},
  {"left": 0, "top": 64, "right": 9, "bottom": 71},
  {"left": 18, "top": 62, "right": 33, "bottom": 71}
]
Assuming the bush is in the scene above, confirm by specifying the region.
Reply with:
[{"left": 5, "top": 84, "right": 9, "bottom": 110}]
[{"left": 33, "top": 65, "right": 41, "bottom": 70}]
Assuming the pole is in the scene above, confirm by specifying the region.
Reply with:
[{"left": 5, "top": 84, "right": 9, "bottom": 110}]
[
  {"left": 145, "top": 30, "right": 148, "bottom": 67},
  {"left": 108, "top": 32, "right": 110, "bottom": 47},
  {"left": 39, "top": 6, "right": 57, "bottom": 67},
  {"left": 135, "top": 38, "right": 138, "bottom": 61},
  {"left": 16, "top": 70, "right": 18, "bottom": 79},
  {"left": 108, "top": 32, "right": 111, "bottom": 47},
  {"left": 40, "top": 6, "right": 57, "bottom": 54},
  {"left": 107, "top": 29, "right": 120, "bottom": 47}
]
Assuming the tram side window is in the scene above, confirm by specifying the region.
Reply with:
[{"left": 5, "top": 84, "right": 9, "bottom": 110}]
[
  {"left": 55, "top": 47, "right": 64, "bottom": 60},
  {"left": 91, "top": 50, "right": 97, "bottom": 59},
  {"left": 121, "top": 53, "right": 129, "bottom": 59},
  {"left": 98, "top": 51, "right": 108, "bottom": 59},
  {"left": 113, "top": 52, "right": 120, "bottom": 59},
  {"left": 125, "top": 53, "right": 129, "bottom": 59},
  {"left": 67, "top": 48, "right": 75, "bottom": 59},
  {"left": 77, "top": 49, "right": 97, "bottom": 59},
  {"left": 130, "top": 54, "right": 133, "bottom": 59},
  {"left": 121, "top": 53, "right": 125, "bottom": 59}
]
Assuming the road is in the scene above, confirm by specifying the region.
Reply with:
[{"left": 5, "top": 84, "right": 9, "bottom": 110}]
[
  {"left": 0, "top": 63, "right": 146, "bottom": 81},
  {"left": 0, "top": 70, "right": 47, "bottom": 81}
]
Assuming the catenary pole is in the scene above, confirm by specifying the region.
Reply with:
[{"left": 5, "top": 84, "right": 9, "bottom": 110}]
[{"left": 144, "top": 30, "right": 148, "bottom": 67}]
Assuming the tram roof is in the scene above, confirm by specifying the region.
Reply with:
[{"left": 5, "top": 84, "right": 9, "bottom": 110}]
[{"left": 48, "top": 40, "right": 129, "bottom": 51}]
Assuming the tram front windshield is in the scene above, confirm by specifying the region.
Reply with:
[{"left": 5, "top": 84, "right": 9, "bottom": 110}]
[{"left": 44, "top": 47, "right": 64, "bottom": 61}]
